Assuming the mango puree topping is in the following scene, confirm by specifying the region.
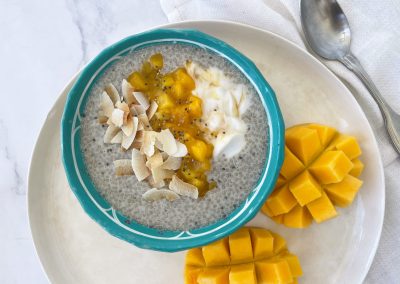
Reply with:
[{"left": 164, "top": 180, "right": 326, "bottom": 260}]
[{"left": 128, "top": 53, "right": 216, "bottom": 196}]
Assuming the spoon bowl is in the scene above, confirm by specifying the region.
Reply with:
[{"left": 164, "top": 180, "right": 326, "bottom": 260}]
[{"left": 301, "top": 0, "right": 351, "bottom": 60}]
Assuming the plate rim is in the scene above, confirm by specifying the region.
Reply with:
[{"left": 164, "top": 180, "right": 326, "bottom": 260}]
[{"left": 27, "top": 19, "right": 385, "bottom": 284}]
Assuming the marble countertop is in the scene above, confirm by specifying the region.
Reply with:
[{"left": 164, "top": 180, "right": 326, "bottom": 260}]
[{"left": 0, "top": 0, "right": 167, "bottom": 282}]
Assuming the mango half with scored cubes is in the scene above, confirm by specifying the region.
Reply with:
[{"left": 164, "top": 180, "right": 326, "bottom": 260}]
[
  {"left": 184, "top": 227, "right": 302, "bottom": 284},
  {"left": 262, "top": 123, "right": 364, "bottom": 228}
]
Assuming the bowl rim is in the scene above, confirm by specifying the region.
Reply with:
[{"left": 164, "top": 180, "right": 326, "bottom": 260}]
[{"left": 61, "top": 28, "right": 285, "bottom": 252}]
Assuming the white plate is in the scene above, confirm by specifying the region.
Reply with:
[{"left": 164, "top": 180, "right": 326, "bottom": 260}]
[{"left": 28, "top": 21, "right": 384, "bottom": 284}]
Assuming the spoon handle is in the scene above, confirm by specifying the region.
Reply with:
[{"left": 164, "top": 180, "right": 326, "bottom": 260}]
[{"left": 340, "top": 52, "right": 400, "bottom": 155}]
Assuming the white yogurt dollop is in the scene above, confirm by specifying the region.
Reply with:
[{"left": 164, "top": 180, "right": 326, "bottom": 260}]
[{"left": 185, "top": 61, "right": 250, "bottom": 159}]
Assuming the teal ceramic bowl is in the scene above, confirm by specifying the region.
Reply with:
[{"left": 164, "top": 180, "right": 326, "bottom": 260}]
[{"left": 61, "top": 29, "right": 284, "bottom": 252}]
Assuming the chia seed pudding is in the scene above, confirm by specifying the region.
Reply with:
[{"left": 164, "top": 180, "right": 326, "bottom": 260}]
[{"left": 80, "top": 44, "right": 268, "bottom": 231}]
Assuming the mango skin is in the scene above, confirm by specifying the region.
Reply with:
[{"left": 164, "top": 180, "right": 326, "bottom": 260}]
[
  {"left": 184, "top": 227, "right": 302, "bottom": 284},
  {"left": 262, "top": 123, "right": 364, "bottom": 227}
]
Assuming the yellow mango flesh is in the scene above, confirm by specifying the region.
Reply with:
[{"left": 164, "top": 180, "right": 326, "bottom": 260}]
[
  {"left": 262, "top": 123, "right": 364, "bottom": 227},
  {"left": 324, "top": 175, "right": 363, "bottom": 207},
  {"left": 309, "top": 151, "right": 353, "bottom": 184},
  {"left": 289, "top": 171, "right": 322, "bottom": 206},
  {"left": 306, "top": 191, "right": 337, "bottom": 223},
  {"left": 184, "top": 227, "right": 302, "bottom": 284}
]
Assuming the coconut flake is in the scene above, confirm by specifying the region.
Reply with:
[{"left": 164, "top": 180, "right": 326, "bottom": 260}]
[
  {"left": 121, "top": 79, "right": 137, "bottom": 105},
  {"left": 98, "top": 110, "right": 108, "bottom": 124},
  {"left": 121, "top": 117, "right": 134, "bottom": 136},
  {"left": 133, "top": 92, "right": 150, "bottom": 109},
  {"left": 140, "top": 131, "right": 157, "bottom": 156},
  {"left": 171, "top": 142, "right": 188, "bottom": 158},
  {"left": 145, "top": 152, "right": 163, "bottom": 170},
  {"left": 111, "top": 108, "right": 125, "bottom": 127},
  {"left": 142, "top": 188, "right": 179, "bottom": 202},
  {"left": 105, "top": 83, "right": 120, "bottom": 105},
  {"left": 147, "top": 101, "right": 158, "bottom": 120},
  {"left": 156, "top": 129, "right": 177, "bottom": 154},
  {"left": 147, "top": 175, "right": 166, "bottom": 188},
  {"left": 110, "top": 131, "right": 123, "bottom": 144},
  {"left": 100, "top": 91, "right": 114, "bottom": 117},
  {"left": 152, "top": 167, "right": 174, "bottom": 183},
  {"left": 104, "top": 125, "right": 120, "bottom": 143},
  {"left": 135, "top": 130, "right": 144, "bottom": 142},
  {"left": 121, "top": 117, "right": 138, "bottom": 150},
  {"left": 161, "top": 156, "right": 182, "bottom": 170},
  {"left": 131, "top": 149, "right": 150, "bottom": 181},
  {"left": 132, "top": 104, "right": 146, "bottom": 115},
  {"left": 113, "top": 159, "right": 133, "bottom": 176},
  {"left": 169, "top": 175, "right": 198, "bottom": 199},
  {"left": 138, "top": 114, "right": 152, "bottom": 130}
]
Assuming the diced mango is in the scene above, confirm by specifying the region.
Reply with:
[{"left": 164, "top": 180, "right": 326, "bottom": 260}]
[
  {"left": 229, "top": 228, "right": 253, "bottom": 264},
  {"left": 275, "top": 175, "right": 287, "bottom": 188},
  {"left": 249, "top": 228, "right": 274, "bottom": 259},
  {"left": 197, "top": 268, "right": 230, "bottom": 284},
  {"left": 270, "top": 232, "right": 287, "bottom": 254},
  {"left": 289, "top": 171, "right": 322, "bottom": 206},
  {"left": 260, "top": 203, "right": 274, "bottom": 217},
  {"left": 149, "top": 53, "right": 163, "bottom": 69},
  {"left": 175, "top": 68, "right": 196, "bottom": 90},
  {"left": 186, "top": 247, "right": 205, "bottom": 267},
  {"left": 307, "top": 123, "right": 337, "bottom": 146},
  {"left": 157, "top": 92, "right": 174, "bottom": 109},
  {"left": 171, "top": 82, "right": 187, "bottom": 99},
  {"left": 266, "top": 184, "right": 297, "bottom": 216},
  {"left": 271, "top": 214, "right": 284, "bottom": 224},
  {"left": 188, "top": 95, "right": 203, "bottom": 117},
  {"left": 309, "top": 151, "right": 353, "bottom": 184},
  {"left": 283, "top": 205, "right": 313, "bottom": 229},
  {"left": 306, "top": 191, "right": 337, "bottom": 223},
  {"left": 324, "top": 175, "right": 363, "bottom": 207},
  {"left": 255, "top": 259, "right": 293, "bottom": 284},
  {"left": 184, "top": 227, "right": 302, "bottom": 284},
  {"left": 188, "top": 139, "right": 211, "bottom": 162},
  {"left": 185, "top": 267, "right": 203, "bottom": 284},
  {"left": 349, "top": 158, "right": 364, "bottom": 177},
  {"left": 282, "top": 254, "right": 303, "bottom": 278},
  {"left": 202, "top": 238, "right": 230, "bottom": 266},
  {"left": 127, "top": 71, "right": 148, "bottom": 91},
  {"left": 229, "top": 263, "right": 257, "bottom": 284},
  {"left": 280, "top": 146, "right": 305, "bottom": 180},
  {"left": 285, "top": 126, "right": 322, "bottom": 164},
  {"left": 329, "top": 134, "right": 362, "bottom": 160}
]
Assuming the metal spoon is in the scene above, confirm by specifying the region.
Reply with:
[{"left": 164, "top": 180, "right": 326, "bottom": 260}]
[{"left": 301, "top": 0, "right": 400, "bottom": 154}]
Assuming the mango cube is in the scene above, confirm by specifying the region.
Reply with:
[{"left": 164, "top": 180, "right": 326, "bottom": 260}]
[
  {"left": 282, "top": 254, "right": 303, "bottom": 277},
  {"left": 324, "top": 175, "right": 363, "bottom": 207},
  {"left": 202, "top": 238, "right": 230, "bottom": 266},
  {"left": 289, "top": 171, "right": 322, "bottom": 206},
  {"left": 307, "top": 123, "right": 337, "bottom": 146},
  {"left": 309, "top": 151, "right": 353, "bottom": 184},
  {"left": 249, "top": 228, "right": 274, "bottom": 259},
  {"left": 283, "top": 205, "right": 313, "bottom": 229},
  {"left": 349, "top": 159, "right": 364, "bottom": 177},
  {"left": 185, "top": 267, "right": 203, "bottom": 284},
  {"left": 266, "top": 184, "right": 297, "bottom": 216},
  {"left": 285, "top": 127, "right": 322, "bottom": 164},
  {"left": 186, "top": 247, "right": 205, "bottom": 267},
  {"left": 197, "top": 268, "right": 230, "bottom": 284},
  {"left": 329, "top": 135, "right": 362, "bottom": 160},
  {"left": 255, "top": 259, "right": 293, "bottom": 284},
  {"left": 229, "top": 228, "right": 253, "bottom": 263},
  {"left": 229, "top": 264, "right": 257, "bottom": 284},
  {"left": 280, "top": 146, "right": 305, "bottom": 180},
  {"left": 149, "top": 53, "right": 163, "bottom": 69},
  {"left": 306, "top": 191, "right": 337, "bottom": 223},
  {"left": 275, "top": 175, "right": 287, "bottom": 188},
  {"left": 271, "top": 232, "right": 287, "bottom": 254}
]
